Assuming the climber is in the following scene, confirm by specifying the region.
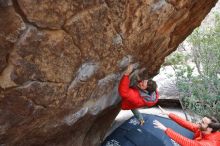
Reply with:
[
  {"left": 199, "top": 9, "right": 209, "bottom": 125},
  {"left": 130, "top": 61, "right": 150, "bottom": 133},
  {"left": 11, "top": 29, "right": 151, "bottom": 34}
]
[
  {"left": 118, "top": 64, "right": 159, "bottom": 125},
  {"left": 153, "top": 106, "right": 220, "bottom": 146}
]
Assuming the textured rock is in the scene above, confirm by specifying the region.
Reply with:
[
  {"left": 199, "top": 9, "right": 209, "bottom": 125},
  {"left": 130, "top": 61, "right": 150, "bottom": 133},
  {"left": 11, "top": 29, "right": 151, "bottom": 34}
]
[
  {"left": 0, "top": 0, "right": 218, "bottom": 145},
  {"left": 12, "top": 26, "right": 81, "bottom": 84},
  {"left": 0, "top": 4, "right": 25, "bottom": 74}
]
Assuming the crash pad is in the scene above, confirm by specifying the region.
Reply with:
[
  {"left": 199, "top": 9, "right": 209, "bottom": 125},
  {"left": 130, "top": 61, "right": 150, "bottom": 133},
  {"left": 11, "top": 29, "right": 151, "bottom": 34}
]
[{"left": 102, "top": 114, "right": 194, "bottom": 146}]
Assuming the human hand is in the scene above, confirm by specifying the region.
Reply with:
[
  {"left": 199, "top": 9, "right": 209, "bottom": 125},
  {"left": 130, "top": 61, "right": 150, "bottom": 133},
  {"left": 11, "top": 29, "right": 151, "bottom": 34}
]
[
  {"left": 140, "top": 119, "right": 145, "bottom": 126},
  {"left": 153, "top": 120, "right": 167, "bottom": 131},
  {"left": 124, "top": 64, "right": 133, "bottom": 75},
  {"left": 158, "top": 106, "right": 170, "bottom": 115}
]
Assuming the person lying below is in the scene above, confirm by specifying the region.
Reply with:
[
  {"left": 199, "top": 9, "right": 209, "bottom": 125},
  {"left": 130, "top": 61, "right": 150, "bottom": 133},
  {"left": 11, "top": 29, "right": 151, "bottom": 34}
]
[{"left": 153, "top": 106, "right": 220, "bottom": 146}]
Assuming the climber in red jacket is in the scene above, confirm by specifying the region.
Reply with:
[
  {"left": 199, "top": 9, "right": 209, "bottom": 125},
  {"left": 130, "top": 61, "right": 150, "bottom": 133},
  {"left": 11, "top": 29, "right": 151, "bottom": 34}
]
[
  {"left": 118, "top": 64, "right": 159, "bottom": 125},
  {"left": 153, "top": 106, "right": 220, "bottom": 146}
]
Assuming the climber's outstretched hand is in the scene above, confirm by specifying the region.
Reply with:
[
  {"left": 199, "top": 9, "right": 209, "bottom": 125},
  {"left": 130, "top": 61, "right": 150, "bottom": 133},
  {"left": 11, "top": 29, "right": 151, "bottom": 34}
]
[
  {"left": 153, "top": 120, "right": 167, "bottom": 131},
  {"left": 124, "top": 64, "right": 133, "bottom": 76},
  {"left": 158, "top": 106, "right": 170, "bottom": 116}
]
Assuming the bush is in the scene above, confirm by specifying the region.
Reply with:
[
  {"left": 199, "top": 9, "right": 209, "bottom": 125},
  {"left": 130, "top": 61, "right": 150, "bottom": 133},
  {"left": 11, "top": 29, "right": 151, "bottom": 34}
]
[{"left": 165, "top": 13, "right": 220, "bottom": 120}]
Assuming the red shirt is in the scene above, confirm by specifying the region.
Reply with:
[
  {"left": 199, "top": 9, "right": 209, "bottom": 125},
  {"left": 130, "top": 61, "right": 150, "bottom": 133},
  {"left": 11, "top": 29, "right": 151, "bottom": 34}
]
[
  {"left": 165, "top": 113, "right": 220, "bottom": 146},
  {"left": 118, "top": 75, "right": 159, "bottom": 110}
]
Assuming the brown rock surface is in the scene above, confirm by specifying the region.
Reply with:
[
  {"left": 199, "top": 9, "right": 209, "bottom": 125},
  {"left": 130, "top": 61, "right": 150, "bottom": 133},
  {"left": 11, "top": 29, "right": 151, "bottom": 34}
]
[{"left": 0, "top": 0, "right": 218, "bottom": 145}]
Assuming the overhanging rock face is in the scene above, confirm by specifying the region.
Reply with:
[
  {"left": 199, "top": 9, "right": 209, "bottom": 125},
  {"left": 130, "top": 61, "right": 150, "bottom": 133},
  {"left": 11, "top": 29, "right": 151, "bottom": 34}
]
[{"left": 0, "top": 0, "right": 218, "bottom": 145}]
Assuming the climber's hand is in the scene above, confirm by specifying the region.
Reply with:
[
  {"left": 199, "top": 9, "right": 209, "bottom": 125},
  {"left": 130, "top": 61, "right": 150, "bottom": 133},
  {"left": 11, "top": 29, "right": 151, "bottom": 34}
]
[{"left": 124, "top": 64, "right": 133, "bottom": 75}]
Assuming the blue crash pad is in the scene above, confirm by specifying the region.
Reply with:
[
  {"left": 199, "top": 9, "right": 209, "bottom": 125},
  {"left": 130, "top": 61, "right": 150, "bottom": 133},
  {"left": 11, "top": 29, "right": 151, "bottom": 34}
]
[{"left": 102, "top": 114, "right": 194, "bottom": 146}]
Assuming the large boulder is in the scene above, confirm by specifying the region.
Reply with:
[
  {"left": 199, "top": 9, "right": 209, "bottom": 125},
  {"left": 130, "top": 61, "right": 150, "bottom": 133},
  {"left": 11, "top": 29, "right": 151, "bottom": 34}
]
[{"left": 0, "top": 0, "right": 218, "bottom": 145}]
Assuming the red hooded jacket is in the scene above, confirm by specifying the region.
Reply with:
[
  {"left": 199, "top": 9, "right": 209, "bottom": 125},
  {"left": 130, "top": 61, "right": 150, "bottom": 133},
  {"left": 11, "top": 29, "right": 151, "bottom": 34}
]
[
  {"left": 165, "top": 113, "right": 220, "bottom": 146},
  {"left": 118, "top": 75, "right": 159, "bottom": 110}
]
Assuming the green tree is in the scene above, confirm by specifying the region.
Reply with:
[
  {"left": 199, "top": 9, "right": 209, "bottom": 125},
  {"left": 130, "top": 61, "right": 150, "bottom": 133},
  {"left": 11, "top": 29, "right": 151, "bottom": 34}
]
[{"left": 165, "top": 13, "right": 220, "bottom": 120}]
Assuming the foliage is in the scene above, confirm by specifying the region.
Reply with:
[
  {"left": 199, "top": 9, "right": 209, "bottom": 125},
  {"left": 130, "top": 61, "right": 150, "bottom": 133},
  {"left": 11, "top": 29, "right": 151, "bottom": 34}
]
[{"left": 165, "top": 13, "right": 220, "bottom": 120}]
